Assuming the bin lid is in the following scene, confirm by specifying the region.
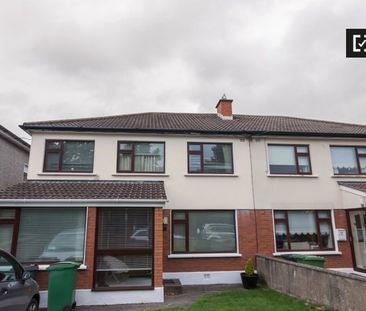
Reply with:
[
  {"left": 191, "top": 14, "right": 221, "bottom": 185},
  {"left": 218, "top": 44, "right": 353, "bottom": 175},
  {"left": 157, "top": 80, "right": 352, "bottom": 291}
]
[{"left": 46, "top": 262, "right": 81, "bottom": 271}]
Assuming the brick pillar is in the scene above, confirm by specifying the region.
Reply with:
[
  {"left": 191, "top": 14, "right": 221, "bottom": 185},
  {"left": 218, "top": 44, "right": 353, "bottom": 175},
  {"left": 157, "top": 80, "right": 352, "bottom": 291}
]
[
  {"left": 154, "top": 208, "right": 163, "bottom": 287},
  {"left": 76, "top": 207, "right": 97, "bottom": 289}
]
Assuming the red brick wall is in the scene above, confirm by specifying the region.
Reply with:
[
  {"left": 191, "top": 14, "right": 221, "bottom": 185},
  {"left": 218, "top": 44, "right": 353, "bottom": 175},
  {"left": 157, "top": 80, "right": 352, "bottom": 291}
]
[
  {"left": 324, "top": 209, "right": 353, "bottom": 268},
  {"left": 163, "top": 209, "right": 354, "bottom": 272},
  {"left": 154, "top": 208, "right": 163, "bottom": 287}
]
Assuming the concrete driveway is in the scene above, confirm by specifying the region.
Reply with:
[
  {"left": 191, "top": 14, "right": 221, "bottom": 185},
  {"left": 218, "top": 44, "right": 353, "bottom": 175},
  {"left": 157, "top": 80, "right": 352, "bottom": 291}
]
[{"left": 78, "top": 284, "right": 243, "bottom": 311}]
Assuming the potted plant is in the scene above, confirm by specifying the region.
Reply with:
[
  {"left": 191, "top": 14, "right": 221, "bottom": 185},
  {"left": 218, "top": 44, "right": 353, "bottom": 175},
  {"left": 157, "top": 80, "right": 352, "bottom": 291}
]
[{"left": 240, "top": 258, "right": 258, "bottom": 289}]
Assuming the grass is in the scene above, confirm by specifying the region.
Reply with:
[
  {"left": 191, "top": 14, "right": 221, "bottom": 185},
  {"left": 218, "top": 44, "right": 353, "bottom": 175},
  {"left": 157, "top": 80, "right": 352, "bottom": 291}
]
[{"left": 154, "top": 288, "right": 332, "bottom": 311}]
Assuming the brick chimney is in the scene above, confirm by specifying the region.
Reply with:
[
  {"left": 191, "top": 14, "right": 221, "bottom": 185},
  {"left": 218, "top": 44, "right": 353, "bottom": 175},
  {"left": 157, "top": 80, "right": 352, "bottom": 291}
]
[{"left": 216, "top": 95, "right": 233, "bottom": 120}]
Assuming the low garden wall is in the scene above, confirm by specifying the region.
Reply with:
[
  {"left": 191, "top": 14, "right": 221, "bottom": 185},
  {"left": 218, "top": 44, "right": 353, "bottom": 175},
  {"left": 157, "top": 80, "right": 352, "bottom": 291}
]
[{"left": 256, "top": 255, "right": 366, "bottom": 311}]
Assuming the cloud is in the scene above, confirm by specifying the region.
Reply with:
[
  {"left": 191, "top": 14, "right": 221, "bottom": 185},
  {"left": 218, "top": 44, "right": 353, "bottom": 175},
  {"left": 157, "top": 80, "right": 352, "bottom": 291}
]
[{"left": 0, "top": 0, "right": 366, "bottom": 139}]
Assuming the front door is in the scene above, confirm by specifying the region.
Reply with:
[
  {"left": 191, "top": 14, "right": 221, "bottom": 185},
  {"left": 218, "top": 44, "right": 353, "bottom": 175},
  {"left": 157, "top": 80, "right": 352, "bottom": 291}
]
[{"left": 348, "top": 209, "right": 366, "bottom": 272}]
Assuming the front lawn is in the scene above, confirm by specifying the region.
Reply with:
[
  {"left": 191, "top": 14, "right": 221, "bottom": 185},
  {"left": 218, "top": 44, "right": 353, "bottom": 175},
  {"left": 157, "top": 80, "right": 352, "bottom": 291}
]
[{"left": 154, "top": 288, "right": 332, "bottom": 311}]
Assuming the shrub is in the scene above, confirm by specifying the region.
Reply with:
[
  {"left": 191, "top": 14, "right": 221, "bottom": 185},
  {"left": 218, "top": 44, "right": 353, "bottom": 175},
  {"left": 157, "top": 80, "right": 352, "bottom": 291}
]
[{"left": 245, "top": 258, "right": 255, "bottom": 276}]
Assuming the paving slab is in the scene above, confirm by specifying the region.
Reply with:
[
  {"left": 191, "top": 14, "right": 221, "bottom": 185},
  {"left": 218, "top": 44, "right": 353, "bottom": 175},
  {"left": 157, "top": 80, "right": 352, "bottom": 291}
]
[{"left": 77, "top": 284, "right": 243, "bottom": 311}]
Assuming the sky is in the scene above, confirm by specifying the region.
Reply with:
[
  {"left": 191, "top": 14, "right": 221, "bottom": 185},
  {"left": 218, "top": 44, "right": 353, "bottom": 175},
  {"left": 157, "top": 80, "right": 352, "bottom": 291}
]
[{"left": 1, "top": 0, "right": 366, "bottom": 141}]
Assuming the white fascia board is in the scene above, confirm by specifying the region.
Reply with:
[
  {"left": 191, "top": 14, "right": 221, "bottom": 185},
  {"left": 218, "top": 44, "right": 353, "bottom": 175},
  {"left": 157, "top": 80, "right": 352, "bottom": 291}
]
[
  {"left": 339, "top": 186, "right": 366, "bottom": 198},
  {"left": 0, "top": 199, "right": 167, "bottom": 207}
]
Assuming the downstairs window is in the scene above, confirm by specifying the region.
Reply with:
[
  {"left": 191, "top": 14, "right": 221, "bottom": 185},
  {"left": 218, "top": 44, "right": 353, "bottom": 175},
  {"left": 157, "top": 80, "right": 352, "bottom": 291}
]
[
  {"left": 0, "top": 208, "right": 86, "bottom": 263},
  {"left": 274, "top": 210, "right": 334, "bottom": 252},
  {"left": 172, "top": 210, "right": 237, "bottom": 253}
]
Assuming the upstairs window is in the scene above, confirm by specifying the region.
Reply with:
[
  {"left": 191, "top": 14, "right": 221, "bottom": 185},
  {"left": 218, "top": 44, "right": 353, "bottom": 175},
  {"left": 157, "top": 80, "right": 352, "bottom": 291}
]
[
  {"left": 330, "top": 146, "right": 366, "bottom": 175},
  {"left": 44, "top": 140, "right": 94, "bottom": 173},
  {"left": 117, "top": 142, "right": 165, "bottom": 173},
  {"left": 187, "top": 143, "right": 233, "bottom": 174},
  {"left": 268, "top": 145, "right": 312, "bottom": 175}
]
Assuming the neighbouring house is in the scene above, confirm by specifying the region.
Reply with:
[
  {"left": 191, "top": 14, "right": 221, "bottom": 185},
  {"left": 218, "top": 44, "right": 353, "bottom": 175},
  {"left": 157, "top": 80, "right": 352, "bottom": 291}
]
[
  {"left": 0, "top": 125, "right": 30, "bottom": 190},
  {"left": 0, "top": 97, "right": 366, "bottom": 307}
]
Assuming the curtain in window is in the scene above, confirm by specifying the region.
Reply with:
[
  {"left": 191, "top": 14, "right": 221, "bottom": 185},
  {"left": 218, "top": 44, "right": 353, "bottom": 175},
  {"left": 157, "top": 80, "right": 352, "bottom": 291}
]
[
  {"left": 134, "top": 143, "right": 164, "bottom": 172},
  {"left": 288, "top": 211, "right": 318, "bottom": 250},
  {"left": 330, "top": 147, "right": 358, "bottom": 174}
]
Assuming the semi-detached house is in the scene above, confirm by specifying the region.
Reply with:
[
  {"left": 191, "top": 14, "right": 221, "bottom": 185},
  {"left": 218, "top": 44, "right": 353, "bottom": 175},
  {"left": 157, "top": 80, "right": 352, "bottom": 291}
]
[{"left": 0, "top": 97, "right": 366, "bottom": 307}]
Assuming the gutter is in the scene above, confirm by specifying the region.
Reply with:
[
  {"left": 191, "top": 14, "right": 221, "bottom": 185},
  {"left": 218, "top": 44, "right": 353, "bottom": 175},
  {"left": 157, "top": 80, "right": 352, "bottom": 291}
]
[
  {"left": 19, "top": 125, "right": 366, "bottom": 139},
  {"left": 0, "top": 198, "right": 168, "bottom": 208}
]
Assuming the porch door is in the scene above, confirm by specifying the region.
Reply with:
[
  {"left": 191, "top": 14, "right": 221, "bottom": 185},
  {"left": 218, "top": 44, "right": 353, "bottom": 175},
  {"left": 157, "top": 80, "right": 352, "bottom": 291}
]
[
  {"left": 348, "top": 209, "right": 366, "bottom": 272},
  {"left": 94, "top": 208, "right": 153, "bottom": 289}
]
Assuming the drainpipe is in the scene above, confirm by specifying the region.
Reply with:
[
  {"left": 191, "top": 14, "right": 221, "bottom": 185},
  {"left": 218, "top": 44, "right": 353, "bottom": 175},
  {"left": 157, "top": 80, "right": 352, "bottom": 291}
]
[{"left": 248, "top": 136, "right": 259, "bottom": 255}]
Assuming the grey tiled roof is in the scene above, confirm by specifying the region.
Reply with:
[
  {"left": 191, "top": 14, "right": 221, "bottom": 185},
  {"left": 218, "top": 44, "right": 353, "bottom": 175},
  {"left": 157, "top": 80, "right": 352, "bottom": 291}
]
[
  {"left": 21, "top": 112, "right": 366, "bottom": 138},
  {"left": 0, "top": 180, "right": 167, "bottom": 200},
  {"left": 0, "top": 124, "right": 30, "bottom": 149},
  {"left": 338, "top": 181, "right": 366, "bottom": 194}
]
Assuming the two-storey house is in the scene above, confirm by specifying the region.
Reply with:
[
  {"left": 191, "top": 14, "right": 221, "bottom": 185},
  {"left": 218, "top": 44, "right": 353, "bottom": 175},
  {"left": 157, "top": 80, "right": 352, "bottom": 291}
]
[{"left": 0, "top": 97, "right": 365, "bottom": 307}]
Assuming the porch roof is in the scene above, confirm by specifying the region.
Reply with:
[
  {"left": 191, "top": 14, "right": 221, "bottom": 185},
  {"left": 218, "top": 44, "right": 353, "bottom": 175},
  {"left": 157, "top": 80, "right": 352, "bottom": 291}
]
[
  {"left": 338, "top": 181, "right": 366, "bottom": 197},
  {"left": 0, "top": 180, "right": 167, "bottom": 207}
]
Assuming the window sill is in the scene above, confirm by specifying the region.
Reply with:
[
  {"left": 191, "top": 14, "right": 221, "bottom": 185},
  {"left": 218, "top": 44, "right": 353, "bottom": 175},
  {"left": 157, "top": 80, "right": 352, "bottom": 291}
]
[
  {"left": 184, "top": 174, "right": 238, "bottom": 177},
  {"left": 331, "top": 175, "right": 366, "bottom": 178},
  {"left": 38, "top": 173, "right": 97, "bottom": 176},
  {"left": 112, "top": 173, "right": 170, "bottom": 177},
  {"left": 36, "top": 264, "right": 87, "bottom": 271},
  {"left": 168, "top": 253, "right": 242, "bottom": 258},
  {"left": 273, "top": 251, "right": 342, "bottom": 256},
  {"left": 267, "top": 174, "right": 318, "bottom": 178}
]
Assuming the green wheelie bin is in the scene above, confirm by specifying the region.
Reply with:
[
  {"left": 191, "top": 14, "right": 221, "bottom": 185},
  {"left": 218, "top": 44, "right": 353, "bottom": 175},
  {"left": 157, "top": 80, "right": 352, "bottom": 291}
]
[
  {"left": 47, "top": 262, "right": 81, "bottom": 311},
  {"left": 295, "top": 255, "right": 326, "bottom": 268}
]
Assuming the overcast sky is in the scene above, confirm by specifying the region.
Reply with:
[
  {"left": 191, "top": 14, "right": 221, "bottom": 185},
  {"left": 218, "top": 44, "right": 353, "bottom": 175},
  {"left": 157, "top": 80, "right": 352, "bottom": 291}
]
[{"left": 1, "top": 0, "right": 366, "bottom": 140}]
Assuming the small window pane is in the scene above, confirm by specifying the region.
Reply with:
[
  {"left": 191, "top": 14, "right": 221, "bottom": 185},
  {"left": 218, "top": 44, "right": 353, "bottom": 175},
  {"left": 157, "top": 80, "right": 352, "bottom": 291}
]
[
  {"left": 62, "top": 141, "right": 94, "bottom": 172},
  {"left": 46, "top": 141, "right": 61, "bottom": 149},
  {"left": 319, "top": 222, "right": 334, "bottom": 249},
  {"left": 296, "top": 146, "right": 308, "bottom": 153},
  {"left": 357, "top": 147, "right": 366, "bottom": 154},
  {"left": 189, "top": 144, "right": 201, "bottom": 151},
  {"left": 173, "top": 224, "right": 186, "bottom": 252},
  {"left": 359, "top": 157, "right": 366, "bottom": 174},
  {"left": 95, "top": 255, "right": 152, "bottom": 288},
  {"left": 45, "top": 153, "right": 61, "bottom": 171},
  {"left": 298, "top": 156, "right": 311, "bottom": 173},
  {"left": 274, "top": 211, "right": 286, "bottom": 219},
  {"left": 275, "top": 223, "right": 288, "bottom": 250},
  {"left": 288, "top": 211, "right": 319, "bottom": 251},
  {"left": 173, "top": 212, "right": 186, "bottom": 220},
  {"left": 268, "top": 146, "right": 297, "bottom": 174},
  {"left": 188, "top": 211, "right": 235, "bottom": 252},
  {"left": 202, "top": 144, "right": 233, "bottom": 174},
  {"left": 0, "top": 224, "right": 13, "bottom": 252},
  {"left": 118, "top": 154, "right": 132, "bottom": 171},
  {"left": 330, "top": 147, "right": 358, "bottom": 175},
  {"left": 134, "top": 143, "right": 164, "bottom": 173},
  {"left": 318, "top": 211, "right": 331, "bottom": 219},
  {"left": 189, "top": 154, "right": 201, "bottom": 172},
  {"left": 0, "top": 209, "right": 15, "bottom": 219},
  {"left": 119, "top": 143, "right": 133, "bottom": 151}
]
